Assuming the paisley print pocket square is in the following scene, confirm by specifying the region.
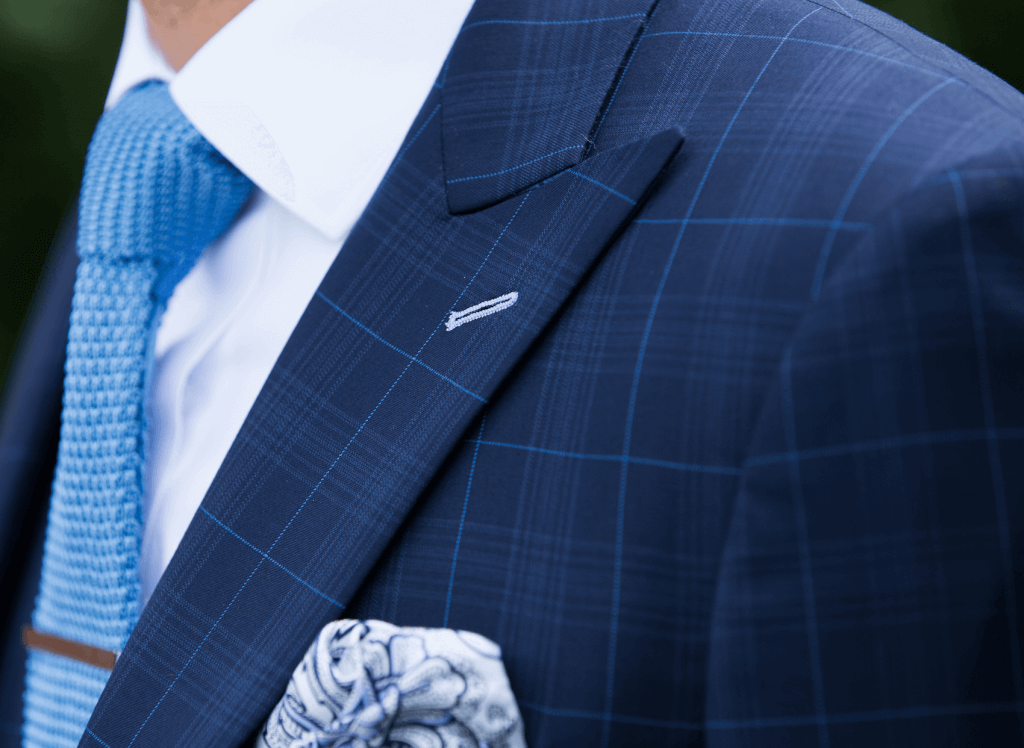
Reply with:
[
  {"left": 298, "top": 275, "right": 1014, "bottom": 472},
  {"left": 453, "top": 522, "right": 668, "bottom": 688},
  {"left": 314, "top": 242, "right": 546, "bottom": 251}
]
[{"left": 256, "top": 618, "right": 528, "bottom": 748}]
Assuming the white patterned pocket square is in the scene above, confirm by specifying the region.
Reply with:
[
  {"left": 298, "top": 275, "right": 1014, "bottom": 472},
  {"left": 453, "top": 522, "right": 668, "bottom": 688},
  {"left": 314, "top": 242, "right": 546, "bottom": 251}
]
[{"left": 257, "top": 619, "right": 528, "bottom": 748}]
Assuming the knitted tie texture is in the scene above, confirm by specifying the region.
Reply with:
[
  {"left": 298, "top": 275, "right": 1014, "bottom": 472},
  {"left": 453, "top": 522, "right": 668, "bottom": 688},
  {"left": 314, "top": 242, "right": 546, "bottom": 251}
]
[{"left": 23, "top": 81, "right": 252, "bottom": 748}]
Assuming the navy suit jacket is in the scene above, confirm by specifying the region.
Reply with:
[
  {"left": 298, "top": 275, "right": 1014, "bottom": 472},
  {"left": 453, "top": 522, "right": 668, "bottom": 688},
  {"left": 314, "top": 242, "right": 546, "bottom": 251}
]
[{"left": 1, "top": 0, "right": 1023, "bottom": 746}]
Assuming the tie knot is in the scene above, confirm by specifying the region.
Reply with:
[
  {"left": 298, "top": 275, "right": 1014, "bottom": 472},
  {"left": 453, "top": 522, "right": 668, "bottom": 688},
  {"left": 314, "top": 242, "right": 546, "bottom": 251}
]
[{"left": 77, "top": 80, "right": 253, "bottom": 302}]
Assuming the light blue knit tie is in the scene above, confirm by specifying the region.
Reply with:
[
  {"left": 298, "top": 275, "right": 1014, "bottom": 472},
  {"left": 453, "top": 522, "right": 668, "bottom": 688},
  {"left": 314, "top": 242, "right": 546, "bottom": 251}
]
[{"left": 23, "top": 81, "right": 253, "bottom": 748}]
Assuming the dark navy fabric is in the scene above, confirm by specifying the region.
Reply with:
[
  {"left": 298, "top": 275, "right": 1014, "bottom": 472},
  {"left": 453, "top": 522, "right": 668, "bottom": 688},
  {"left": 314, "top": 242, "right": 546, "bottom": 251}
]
[
  {"left": 442, "top": 0, "right": 654, "bottom": 212},
  {"left": 0, "top": 208, "right": 77, "bottom": 746},
  {"left": 706, "top": 159, "right": 1024, "bottom": 747},
  {"left": 0, "top": 0, "right": 1021, "bottom": 746}
]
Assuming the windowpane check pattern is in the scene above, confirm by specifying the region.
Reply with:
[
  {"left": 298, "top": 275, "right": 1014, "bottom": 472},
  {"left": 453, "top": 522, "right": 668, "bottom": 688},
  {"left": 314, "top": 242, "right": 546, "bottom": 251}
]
[{"left": 1, "top": 0, "right": 1017, "bottom": 746}]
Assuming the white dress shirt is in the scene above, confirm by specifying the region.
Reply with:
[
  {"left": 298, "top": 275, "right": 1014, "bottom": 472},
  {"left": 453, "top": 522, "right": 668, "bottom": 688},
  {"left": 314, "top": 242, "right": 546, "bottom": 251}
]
[{"left": 105, "top": 0, "right": 476, "bottom": 606}]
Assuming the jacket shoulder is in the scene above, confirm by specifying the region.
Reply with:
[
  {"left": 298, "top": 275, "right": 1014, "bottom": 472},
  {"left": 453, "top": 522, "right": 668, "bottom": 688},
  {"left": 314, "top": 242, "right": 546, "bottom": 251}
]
[
  {"left": 594, "top": 0, "right": 1024, "bottom": 237},
  {"left": 596, "top": 0, "right": 1024, "bottom": 159}
]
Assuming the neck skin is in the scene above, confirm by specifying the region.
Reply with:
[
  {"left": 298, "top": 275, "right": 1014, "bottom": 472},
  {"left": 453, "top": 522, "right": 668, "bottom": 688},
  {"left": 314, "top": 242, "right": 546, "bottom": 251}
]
[{"left": 141, "top": 0, "right": 254, "bottom": 71}]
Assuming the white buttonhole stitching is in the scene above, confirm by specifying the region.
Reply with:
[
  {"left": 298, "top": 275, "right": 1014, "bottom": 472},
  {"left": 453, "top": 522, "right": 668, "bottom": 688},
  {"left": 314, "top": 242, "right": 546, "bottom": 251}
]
[{"left": 446, "top": 292, "right": 518, "bottom": 332}]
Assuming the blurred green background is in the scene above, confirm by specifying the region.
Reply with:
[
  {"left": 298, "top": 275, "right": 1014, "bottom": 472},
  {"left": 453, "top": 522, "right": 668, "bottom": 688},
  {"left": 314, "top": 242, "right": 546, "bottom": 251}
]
[{"left": 0, "top": 0, "right": 1022, "bottom": 393}]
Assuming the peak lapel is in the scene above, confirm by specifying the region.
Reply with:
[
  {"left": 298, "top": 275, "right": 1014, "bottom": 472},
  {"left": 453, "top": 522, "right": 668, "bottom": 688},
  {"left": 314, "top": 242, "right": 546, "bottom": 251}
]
[
  {"left": 443, "top": 0, "right": 657, "bottom": 213},
  {"left": 82, "top": 11, "right": 681, "bottom": 748}
]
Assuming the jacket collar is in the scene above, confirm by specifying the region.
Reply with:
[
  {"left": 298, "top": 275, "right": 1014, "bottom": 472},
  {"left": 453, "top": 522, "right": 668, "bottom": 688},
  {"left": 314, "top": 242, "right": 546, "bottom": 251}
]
[
  {"left": 107, "top": 0, "right": 655, "bottom": 231},
  {"left": 84, "top": 3, "right": 673, "bottom": 747},
  {"left": 442, "top": 0, "right": 654, "bottom": 213}
]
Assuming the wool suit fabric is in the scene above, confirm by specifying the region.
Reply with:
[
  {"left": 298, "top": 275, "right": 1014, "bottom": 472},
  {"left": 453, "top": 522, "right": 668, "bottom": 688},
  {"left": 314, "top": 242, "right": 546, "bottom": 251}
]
[{"left": 0, "top": 0, "right": 1022, "bottom": 746}]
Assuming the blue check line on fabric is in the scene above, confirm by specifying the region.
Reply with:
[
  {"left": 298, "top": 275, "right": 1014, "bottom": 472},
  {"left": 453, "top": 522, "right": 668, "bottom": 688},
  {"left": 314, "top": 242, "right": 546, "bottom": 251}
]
[
  {"left": 447, "top": 145, "right": 583, "bottom": 183},
  {"left": 569, "top": 172, "right": 637, "bottom": 204},
  {"left": 521, "top": 700, "right": 1024, "bottom": 730},
  {"left": 745, "top": 427, "right": 1024, "bottom": 466},
  {"left": 827, "top": 0, "right": 853, "bottom": 18},
  {"left": 706, "top": 701, "right": 1024, "bottom": 730},
  {"left": 809, "top": 77, "right": 955, "bottom": 300},
  {"left": 444, "top": 415, "right": 487, "bottom": 627},
  {"left": 600, "top": 10, "right": 823, "bottom": 748},
  {"left": 84, "top": 729, "right": 113, "bottom": 748},
  {"left": 641, "top": 31, "right": 950, "bottom": 79},
  {"left": 198, "top": 507, "right": 343, "bottom": 607},
  {"left": 462, "top": 13, "right": 647, "bottom": 30},
  {"left": 635, "top": 217, "right": 872, "bottom": 231},
  {"left": 472, "top": 439, "right": 740, "bottom": 475},
  {"left": 521, "top": 702, "right": 702, "bottom": 730},
  {"left": 949, "top": 169, "right": 1024, "bottom": 728},
  {"left": 315, "top": 291, "right": 486, "bottom": 403},
  {"left": 478, "top": 429, "right": 1024, "bottom": 472}
]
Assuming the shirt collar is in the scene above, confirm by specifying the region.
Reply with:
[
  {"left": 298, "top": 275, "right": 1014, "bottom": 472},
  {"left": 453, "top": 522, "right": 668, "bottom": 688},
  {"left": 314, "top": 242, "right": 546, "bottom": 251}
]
[{"left": 106, "top": 0, "right": 475, "bottom": 241}]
